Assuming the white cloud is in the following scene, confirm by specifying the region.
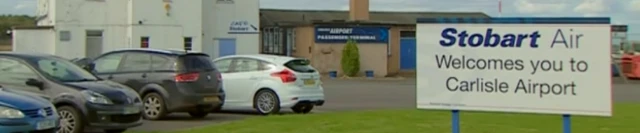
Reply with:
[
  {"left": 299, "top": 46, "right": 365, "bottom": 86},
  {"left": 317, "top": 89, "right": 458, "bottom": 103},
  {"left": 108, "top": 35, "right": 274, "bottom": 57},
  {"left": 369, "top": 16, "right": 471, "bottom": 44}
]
[
  {"left": 14, "top": 4, "right": 27, "bottom": 10},
  {"left": 343, "top": 0, "right": 434, "bottom": 11},
  {"left": 13, "top": 1, "right": 35, "bottom": 10},
  {"left": 14, "top": 3, "right": 28, "bottom": 10},
  {"left": 514, "top": 0, "right": 567, "bottom": 13},
  {"left": 573, "top": 0, "right": 608, "bottom": 14},
  {"left": 630, "top": 0, "right": 640, "bottom": 12}
]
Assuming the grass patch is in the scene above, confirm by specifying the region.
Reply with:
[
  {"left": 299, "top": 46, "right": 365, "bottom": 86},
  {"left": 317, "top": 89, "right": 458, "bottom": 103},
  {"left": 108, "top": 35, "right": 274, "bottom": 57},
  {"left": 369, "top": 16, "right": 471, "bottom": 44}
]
[{"left": 131, "top": 103, "right": 640, "bottom": 133}]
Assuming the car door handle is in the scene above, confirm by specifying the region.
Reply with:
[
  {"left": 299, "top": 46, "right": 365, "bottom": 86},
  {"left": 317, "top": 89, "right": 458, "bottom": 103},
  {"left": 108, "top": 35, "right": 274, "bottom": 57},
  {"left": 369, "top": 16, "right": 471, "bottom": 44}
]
[
  {"left": 141, "top": 73, "right": 147, "bottom": 78},
  {"left": 107, "top": 75, "right": 113, "bottom": 80},
  {"left": 249, "top": 77, "right": 258, "bottom": 80}
]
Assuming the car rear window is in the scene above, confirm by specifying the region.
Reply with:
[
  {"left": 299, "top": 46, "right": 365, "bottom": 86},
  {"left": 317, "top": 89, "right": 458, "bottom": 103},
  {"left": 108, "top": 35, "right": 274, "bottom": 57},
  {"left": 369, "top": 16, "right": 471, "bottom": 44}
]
[
  {"left": 178, "top": 54, "right": 215, "bottom": 71},
  {"left": 284, "top": 59, "right": 315, "bottom": 73}
]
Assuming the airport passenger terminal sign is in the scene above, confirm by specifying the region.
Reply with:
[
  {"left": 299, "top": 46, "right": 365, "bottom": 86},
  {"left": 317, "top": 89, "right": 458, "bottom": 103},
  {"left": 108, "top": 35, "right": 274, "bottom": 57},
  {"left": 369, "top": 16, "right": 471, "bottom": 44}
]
[{"left": 416, "top": 18, "right": 612, "bottom": 116}]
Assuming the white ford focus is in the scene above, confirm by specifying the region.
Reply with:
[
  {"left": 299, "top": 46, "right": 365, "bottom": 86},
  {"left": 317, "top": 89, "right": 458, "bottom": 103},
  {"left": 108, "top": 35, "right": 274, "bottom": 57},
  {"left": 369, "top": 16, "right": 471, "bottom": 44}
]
[{"left": 212, "top": 54, "right": 325, "bottom": 114}]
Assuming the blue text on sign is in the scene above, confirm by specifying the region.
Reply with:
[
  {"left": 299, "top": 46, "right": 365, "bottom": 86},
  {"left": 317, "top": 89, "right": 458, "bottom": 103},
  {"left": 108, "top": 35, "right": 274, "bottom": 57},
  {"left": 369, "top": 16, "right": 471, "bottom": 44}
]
[{"left": 439, "top": 28, "right": 541, "bottom": 48}]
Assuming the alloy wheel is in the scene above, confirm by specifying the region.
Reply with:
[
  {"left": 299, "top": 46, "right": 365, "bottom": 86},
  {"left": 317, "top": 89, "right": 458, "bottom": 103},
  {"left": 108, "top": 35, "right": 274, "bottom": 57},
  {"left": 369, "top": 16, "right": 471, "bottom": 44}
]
[
  {"left": 57, "top": 110, "right": 76, "bottom": 133},
  {"left": 144, "top": 96, "right": 161, "bottom": 117},
  {"left": 257, "top": 92, "right": 276, "bottom": 113}
]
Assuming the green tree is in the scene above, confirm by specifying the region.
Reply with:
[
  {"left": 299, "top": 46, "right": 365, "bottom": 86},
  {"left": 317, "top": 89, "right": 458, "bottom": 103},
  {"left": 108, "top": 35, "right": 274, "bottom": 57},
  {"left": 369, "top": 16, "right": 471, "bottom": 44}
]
[{"left": 341, "top": 39, "right": 360, "bottom": 77}]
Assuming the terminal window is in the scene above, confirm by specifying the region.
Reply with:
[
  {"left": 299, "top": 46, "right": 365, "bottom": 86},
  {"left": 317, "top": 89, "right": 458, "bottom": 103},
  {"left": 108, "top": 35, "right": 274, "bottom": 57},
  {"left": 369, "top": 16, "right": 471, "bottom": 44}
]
[
  {"left": 184, "top": 37, "right": 192, "bottom": 50},
  {"left": 141, "top": 37, "right": 149, "bottom": 48},
  {"left": 400, "top": 31, "right": 416, "bottom": 38},
  {"left": 261, "top": 27, "right": 295, "bottom": 56}
]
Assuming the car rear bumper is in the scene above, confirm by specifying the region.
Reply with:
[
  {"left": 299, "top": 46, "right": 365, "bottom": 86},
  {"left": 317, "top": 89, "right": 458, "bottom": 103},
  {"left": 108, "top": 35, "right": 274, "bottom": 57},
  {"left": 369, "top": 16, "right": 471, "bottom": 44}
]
[
  {"left": 294, "top": 100, "right": 325, "bottom": 106},
  {"left": 85, "top": 103, "right": 143, "bottom": 130},
  {"left": 0, "top": 116, "right": 60, "bottom": 133},
  {"left": 167, "top": 93, "right": 224, "bottom": 112},
  {"left": 279, "top": 86, "right": 325, "bottom": 108}
]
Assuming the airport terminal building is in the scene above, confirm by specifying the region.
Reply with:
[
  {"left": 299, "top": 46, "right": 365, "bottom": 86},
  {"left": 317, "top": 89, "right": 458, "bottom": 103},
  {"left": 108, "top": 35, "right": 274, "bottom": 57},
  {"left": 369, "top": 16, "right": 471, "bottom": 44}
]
[
  {"left": 259, "top": 0, "right": 488, "bottom": 77},
  {"left": 12, "top": 0, "right": 491, "bottom": 77},
  {"left": 12, "top": 0, "right": 260, "bottom": 59}
]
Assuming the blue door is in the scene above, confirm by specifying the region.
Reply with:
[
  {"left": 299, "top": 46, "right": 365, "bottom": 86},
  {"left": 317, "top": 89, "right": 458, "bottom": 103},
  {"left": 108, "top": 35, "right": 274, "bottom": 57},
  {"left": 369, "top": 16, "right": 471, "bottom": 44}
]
[
  {"left": 400, "top": 38, "right": 416, "bottom": 70},
  {"left": 218, "top": 39, "right": 236, "bottom": 57}
]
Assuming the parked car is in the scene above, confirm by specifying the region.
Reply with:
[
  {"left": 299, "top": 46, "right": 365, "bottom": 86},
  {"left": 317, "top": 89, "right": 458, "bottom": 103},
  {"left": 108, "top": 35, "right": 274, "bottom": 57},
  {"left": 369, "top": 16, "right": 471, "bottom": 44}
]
[
  {"left": 0, "top": 86, "right": 60, "bottom": 133},
  {"left": 0, "top": 52, "right": 143, "bottom": 133},
  {"left": 212, "top": 54, "right": 325, "bottom": 115},
  {"left": 73, "top": 48, "right": 224, "bottom": 120}
]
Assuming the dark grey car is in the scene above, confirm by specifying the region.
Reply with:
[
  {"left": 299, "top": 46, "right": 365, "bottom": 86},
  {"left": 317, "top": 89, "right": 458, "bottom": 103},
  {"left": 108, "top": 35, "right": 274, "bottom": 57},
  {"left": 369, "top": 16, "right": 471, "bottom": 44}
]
[
  {"left": 75, "top": 48, "right": 224, "bottom": 120},
  {"left": 0, "top": 52, "right": 143, "bottom": 133}
]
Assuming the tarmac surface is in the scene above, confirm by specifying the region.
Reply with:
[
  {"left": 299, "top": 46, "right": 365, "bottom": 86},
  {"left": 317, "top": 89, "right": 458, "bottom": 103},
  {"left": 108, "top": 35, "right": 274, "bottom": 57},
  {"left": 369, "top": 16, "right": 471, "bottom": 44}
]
[{"left": 88, "top": 77, "right": 640, "bottom": 132}]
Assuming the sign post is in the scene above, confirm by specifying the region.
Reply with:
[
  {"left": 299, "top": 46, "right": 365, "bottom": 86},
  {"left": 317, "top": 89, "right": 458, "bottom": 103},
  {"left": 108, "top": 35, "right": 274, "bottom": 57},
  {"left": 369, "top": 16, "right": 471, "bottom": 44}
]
[
  {"left": 451, "top": 110, "right": 460, "bottom": 133},
  {"left": 563, "top": 114, "right": 571, "bottom": 133},
  {"left": 415, "top": 17, "right": 613, "bottom": 133}
]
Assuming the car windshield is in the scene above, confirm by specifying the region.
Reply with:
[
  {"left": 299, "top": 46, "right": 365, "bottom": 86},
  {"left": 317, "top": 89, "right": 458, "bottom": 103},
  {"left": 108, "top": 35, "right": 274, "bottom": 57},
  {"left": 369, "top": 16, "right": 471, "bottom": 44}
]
[
  {"left": 179, "top": 54, "right": 215, "bottom": 71},
  {"left": 31, "top": 57, "right": 99, "bottom": 82},
  {"left": 284, "top": 59, "right": 316, "bottom": 73}
]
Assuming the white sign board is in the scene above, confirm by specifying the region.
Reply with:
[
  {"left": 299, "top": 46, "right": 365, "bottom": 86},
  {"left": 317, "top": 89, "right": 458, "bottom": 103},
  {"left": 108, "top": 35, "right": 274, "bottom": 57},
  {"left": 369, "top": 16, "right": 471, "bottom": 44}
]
[
  {"left": 228, "top": 20, "right": 259, "bottom": 34},
  {"left": 416, "top": 18, "right": 612, "bottom": 116}
]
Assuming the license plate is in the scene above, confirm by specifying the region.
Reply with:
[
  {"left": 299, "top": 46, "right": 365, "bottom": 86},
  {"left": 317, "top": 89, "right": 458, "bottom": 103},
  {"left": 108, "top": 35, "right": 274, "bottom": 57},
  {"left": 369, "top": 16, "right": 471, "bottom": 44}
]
[
  {"left": 303, "top": 79, "right": 315, "bottom": 85},
  {"left": 123, "top": 107, "right": 140, "bottom": 114},
  {"left": 203, "top": 97, "right": 219, "bottom": 102},
  {"left": 36, "top": 119, "right": 56, "bottom": 130}
]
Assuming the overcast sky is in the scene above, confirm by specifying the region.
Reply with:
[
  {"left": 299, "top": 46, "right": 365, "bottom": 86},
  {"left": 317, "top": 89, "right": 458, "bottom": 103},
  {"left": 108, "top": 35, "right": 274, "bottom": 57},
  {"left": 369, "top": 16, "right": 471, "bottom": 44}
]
[{"left": 1, "top": 0, "right": 639, "bottom": 39}]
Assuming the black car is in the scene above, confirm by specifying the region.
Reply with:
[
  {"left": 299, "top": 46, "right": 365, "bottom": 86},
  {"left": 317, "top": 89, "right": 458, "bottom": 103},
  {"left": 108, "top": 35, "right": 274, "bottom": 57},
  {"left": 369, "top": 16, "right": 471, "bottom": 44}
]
[
  {"left": 74, "top": 48, "right": 224, "bottom": 120},
  {"left": 0, "top": 52, "right": 143, "bottom": 133}
]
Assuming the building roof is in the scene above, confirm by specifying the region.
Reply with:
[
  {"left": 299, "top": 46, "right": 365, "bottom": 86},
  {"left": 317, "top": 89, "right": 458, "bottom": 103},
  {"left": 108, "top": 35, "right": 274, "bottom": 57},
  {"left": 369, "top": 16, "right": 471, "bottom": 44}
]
[
  {"left": 0, "top": 51, "right": 65, "bottom": 60},
  {"left": 12, "top": 25, "right": 53, "bottom": 30},
  {"left": 259, "top": 9, "right": 490, "bottom": 26}
]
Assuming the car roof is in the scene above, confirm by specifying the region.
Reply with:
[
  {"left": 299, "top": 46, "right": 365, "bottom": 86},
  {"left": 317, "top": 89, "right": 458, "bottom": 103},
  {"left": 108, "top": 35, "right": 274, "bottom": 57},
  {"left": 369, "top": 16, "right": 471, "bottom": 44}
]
[
  {"left": 108, "top": 48, "right": 204, "bottom": 56},
  {"left": 214, "top": 54, "right": 305, "bottom": 64},
  {"left": 0, "top": 52, "right": 66, "bottom": 60}
]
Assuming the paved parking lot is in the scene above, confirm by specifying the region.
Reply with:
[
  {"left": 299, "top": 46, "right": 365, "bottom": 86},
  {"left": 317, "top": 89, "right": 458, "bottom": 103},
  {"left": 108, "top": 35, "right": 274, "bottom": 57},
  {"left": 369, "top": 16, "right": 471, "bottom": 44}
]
[
  {"left": 123, "top": 79, "right": 416, "bottom": 132},
  {"left": 120, "top": 77, "right": 640, "bottom": 132}
]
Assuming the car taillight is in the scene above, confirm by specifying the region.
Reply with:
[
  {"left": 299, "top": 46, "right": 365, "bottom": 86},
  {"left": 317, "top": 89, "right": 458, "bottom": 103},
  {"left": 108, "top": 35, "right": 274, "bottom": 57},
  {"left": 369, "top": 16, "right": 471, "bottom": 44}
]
[
  {"left": 217, "top": 73, "right": 222, "bottom": 80},
  {"left": 175, "top": 72, "right": 199, "bottom": 82},
  {"left": 271, "top": 69, "right": 296, "bottom": 83}
]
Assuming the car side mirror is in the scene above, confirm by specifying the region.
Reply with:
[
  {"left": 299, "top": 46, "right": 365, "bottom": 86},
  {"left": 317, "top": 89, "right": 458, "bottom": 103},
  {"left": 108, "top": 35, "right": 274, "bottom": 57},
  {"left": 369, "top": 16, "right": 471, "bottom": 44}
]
[
  {"left": 84, "top": 63, "right": 96, "bottom": 72},
  {"left": 25, "top": 78, "right": 44, "bottom": 89}
]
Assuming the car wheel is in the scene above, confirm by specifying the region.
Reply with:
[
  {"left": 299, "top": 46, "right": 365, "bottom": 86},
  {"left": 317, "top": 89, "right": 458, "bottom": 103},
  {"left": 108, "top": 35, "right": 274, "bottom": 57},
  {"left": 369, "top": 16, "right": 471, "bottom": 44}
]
[
  {"left": 56, "top": 106, "right": 85, "bottom": 133},
  {"left": 104, "top": 129, "right": 127, "bottom": 133},
  {"left": 291, "top": 104, "right": 314, "bottom": 114},
  {"left": 254, "top": 90, "right": 280, "bottom": 115},
  {"left": 143, "top": 93, "right": 168, "bottom": 120},
  {"left": 188, "top": 110, "right": 209, "bottom": 118}
]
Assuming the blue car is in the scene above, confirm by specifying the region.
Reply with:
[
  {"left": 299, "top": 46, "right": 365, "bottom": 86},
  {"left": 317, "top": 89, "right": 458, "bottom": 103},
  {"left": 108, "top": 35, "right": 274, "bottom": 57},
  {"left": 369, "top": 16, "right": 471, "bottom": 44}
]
[{"left": 0, "top": 87, "right": 59, "bottom": 133}]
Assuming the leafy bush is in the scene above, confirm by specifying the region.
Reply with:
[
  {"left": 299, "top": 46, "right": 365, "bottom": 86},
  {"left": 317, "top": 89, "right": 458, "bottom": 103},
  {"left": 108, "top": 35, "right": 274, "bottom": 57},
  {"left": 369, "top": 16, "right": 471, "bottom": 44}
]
[{"left": 341, "top": 39, "right": 360, "bottom": 77}]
